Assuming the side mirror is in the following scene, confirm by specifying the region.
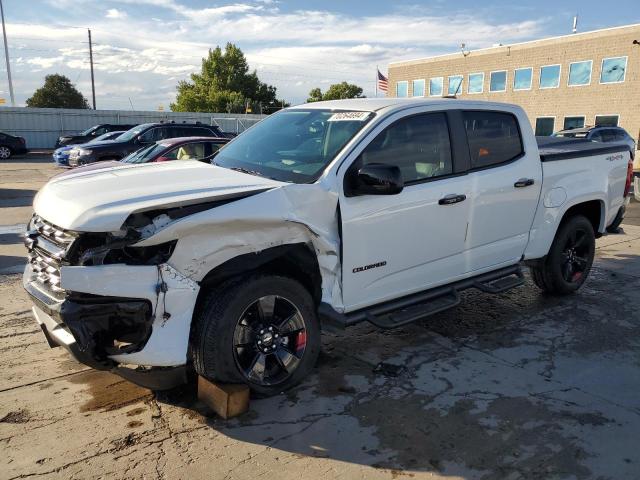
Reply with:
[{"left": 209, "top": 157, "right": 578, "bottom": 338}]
[{"left": 350, "top": 163, "right": 403, "bottom": 196}]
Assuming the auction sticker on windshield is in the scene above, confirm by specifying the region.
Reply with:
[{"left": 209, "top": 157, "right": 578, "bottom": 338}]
[{"left": 328, "top": 112, "right": 371, "bottom": 122}]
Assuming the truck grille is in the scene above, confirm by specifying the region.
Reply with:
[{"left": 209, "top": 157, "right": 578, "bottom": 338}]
[{"left": 24, "top": 215, "right": 78, "bottom": 299}]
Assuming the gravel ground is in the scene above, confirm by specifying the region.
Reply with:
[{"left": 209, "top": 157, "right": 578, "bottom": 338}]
[{"left": 1, "top": 154, "right": 639, "bottom": 480}]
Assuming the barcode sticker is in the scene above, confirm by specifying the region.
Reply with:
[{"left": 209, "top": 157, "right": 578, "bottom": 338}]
[{"left": 327, "top": 111, "right": 371, "bottom": 122}]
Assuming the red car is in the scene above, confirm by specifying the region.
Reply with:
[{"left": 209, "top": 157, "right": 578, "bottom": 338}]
[{"left": 122, "top": 136, "right": 229, "bottom": 164}]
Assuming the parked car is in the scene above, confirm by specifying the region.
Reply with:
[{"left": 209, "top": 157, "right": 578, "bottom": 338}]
[
  {"left": 553, "top": 125, "right": 636, "bottom": 153},
  {"left": 55, "top": 124, "right": 137, "bottom": 148},
  {"left": 122, "top": 136, "right": 229, "bottom": 164},
  {"left": 67, "top": 123, "right": 230, "bottom": 167},
  {"left": 0, "top": 131, "right": 28, "bottom": 159},
  {"left": 553, "top": 125, "right": 635, "bottom": 231},
  {"left": 53, "top": 131, "right": 126, "bottom": 166},
  {"left": 22, "top": 99, "right": 633, "bottom": 395}
]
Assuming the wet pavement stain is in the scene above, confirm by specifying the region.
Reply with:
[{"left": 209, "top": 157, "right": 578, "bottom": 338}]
[{"left": 66, "top": 370, "right": 152, "bottom": 413}]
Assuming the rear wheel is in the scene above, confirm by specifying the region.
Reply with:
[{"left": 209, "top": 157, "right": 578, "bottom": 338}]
[
  {"left": 190, "top": 275, "right": 320, "bottom": 396},
  {"left": 529, "top": 215, "right": 595, "bottom": 295},
  {"left": 0, "top": 146, "right": 12, "bottom": 159}
]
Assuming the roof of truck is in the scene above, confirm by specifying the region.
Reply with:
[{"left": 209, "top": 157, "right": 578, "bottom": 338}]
[{"left": 290, "top": 97, "right": 520, "bottom": 113}]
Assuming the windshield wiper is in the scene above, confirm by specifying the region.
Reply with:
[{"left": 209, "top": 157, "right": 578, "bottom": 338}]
[{"left": 229, "top": 166, "right": 265, "bottom": 177}]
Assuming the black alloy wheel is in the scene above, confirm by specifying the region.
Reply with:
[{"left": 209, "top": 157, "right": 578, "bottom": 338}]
[{"left": 233, "top": 295, "right": 308, "bottom": 386}]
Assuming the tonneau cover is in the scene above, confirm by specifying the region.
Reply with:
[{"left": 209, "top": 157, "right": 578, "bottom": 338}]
[{"left": 536, "top": 136, "right": 631, "bottom": 162}]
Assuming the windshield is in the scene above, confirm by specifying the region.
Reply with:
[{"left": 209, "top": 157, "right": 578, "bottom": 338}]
[
  {"left": 213, "top": 109, "right": 373, "bottom": 183},
  {"left": 554, "top": 131, "right": 589, "bottom": 139},
  {"left": 118, "top": 125, "right": 149, "bottom": 142},
  {"left": 122, "top": 143, "right": 168, "bottom": 163},
  {"left": 80, "top": 126, "right": 97, "bottom": 136},
  {"left": 90, "top": 131, "right": 122, "bottom": 143}
]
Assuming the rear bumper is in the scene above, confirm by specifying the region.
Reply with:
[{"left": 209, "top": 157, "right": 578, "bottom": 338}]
[
  {"left": 12, "top": 147, "right": 28, "bottom": 155},
  {"left": 23, "top": 266, "right": 189, "bottom": 390}
]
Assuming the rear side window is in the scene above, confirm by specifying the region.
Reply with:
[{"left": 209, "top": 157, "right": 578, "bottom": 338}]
[
  {"left": 360, "top": 112, "right": 453, "bottom": 183},
  {"left": 463, "top": 111, "right": 523, "bottom": 169}
]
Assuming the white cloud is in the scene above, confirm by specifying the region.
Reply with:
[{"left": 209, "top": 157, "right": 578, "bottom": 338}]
[
  {"left": 9, "top": 2, "right": 549, "bottom": 108},
  {"left": 106, "top": 8, "right": 127, "bottom": 19}
]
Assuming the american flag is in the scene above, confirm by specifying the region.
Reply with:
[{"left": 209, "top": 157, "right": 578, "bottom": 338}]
[{"left": 377, "top": 70, "right": 388, "bottom": 93}]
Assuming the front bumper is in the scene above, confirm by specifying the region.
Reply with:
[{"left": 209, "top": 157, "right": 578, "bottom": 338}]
[{"left": 23, "top": 264, "right": 195, "bottom": 389}]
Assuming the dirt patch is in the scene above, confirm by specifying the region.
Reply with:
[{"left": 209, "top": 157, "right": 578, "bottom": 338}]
[
  {"left": 66, "top": 370, "right": 152, "bottom": 413},
  {"left": 126, "top": 407, "right": 147, "bottom": 417},
  {"left": 127, "top": 420, "right": 144, "bottom": 428},
  {"left": 0, "top": 408, "right": 30, "bottom": 423}
]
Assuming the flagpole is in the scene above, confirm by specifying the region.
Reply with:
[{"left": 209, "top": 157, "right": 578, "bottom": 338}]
[{"left": 375, "top": 65, "right": 378, "bottom": 98}]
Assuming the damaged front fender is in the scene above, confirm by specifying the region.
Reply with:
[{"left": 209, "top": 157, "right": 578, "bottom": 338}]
[{"left": 133, "top": 184, "right": 344, "bottom": 310}]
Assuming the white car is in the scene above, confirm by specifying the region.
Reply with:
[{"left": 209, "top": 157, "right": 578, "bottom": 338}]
[{"left": 23, "top": 98, "right": 633, "bottom": 395}]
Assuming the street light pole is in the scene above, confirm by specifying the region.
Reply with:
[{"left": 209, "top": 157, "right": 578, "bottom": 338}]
[{"left": 0, "top": 0, "right": 15, "bottom": 106}]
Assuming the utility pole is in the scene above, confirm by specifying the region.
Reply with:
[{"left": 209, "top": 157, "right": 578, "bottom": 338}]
[
  {"left": 88, "top": 29, "right": 96, "bottom": 109},
  {"left": 0, "top": 0, "right": 15, "bottom": 106}
]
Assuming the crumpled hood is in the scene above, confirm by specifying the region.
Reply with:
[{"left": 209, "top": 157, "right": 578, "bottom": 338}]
[{"left": 34, "top": 161, "right": 285, "bottom": 232}]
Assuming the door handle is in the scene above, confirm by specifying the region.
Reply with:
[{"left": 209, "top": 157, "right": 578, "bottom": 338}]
[
  {"left": 438, "top": 194, "right": 467, "bottom": 205},
  {"left": 514, "top": 178, "right": 535, "bottom": 188}
]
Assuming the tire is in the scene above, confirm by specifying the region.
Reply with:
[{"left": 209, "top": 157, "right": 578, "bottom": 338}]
[
  {"left": 634, "top": 176, "right": 640, "bottom": 202},
  {"left": 606, "top": 206, "right": 625, "bottom": 233},
  {"left": 529, "top": 215, "right": 595, "bottom": 295},
  {"left": 0, "top": 145, "right": 12, "bottom": 159},
  {"left": 190, "top": 275, "right": 320, "bottom": 396}
]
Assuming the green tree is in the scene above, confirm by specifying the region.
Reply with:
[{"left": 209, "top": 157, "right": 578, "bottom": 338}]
[
  {"left": 26, "top": 74, "right": 90, "bottom": 109},
  {"left": 306, "top": 82, "right": 365, "bottom": 103},
  {"left": 171, "top": 43, "right": 284, "bottom": 114}
]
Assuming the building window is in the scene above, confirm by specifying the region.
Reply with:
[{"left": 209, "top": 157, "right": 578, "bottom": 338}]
[
  {"left": 600, "top": 57, "right": 627, "bottom": 83},
  {"left": 429, "top": 77, "right": 443, "bottom": 96},
  {"left": 412, "top": 79, "right": 425, "bottom": 97},
  {"left": 535, "top": 117, "right": 555, "bottom": 136},
  {"left": 396, "top": 81, "right": 408, "bottom": 97},
  {"left": 540, "top": 64, "right": 561, "bottom": 89},
  {"left": 513, "top": 67, "right": 532, "bottom": 90},
  {"left": 568, "top": 60, "right": 592, "bottom": 86},
  {"left": 595, "top": 115, "right": 619, "bottom": 127},
  {"left": 448, "top": 75, "right": 463, "bottom": 95},
  {"left": 563, "top": 116, "right": 585, "bottom": 130},
  {"left": 489, "top": 70, "right": 507, "bottom": 92},
  {"left": 467, "top": 73, "right": 484, "bottom": 94}
]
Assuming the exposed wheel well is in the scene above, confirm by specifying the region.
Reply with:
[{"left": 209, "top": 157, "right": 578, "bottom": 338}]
[
  {"left": 560, "top": 200, "right": 603, "bottom": 236},
  {"left": 194, "top": 243, "right": 323, "bottom": 316}
]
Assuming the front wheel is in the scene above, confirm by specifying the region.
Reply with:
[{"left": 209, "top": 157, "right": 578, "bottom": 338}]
[
  {"left": 0, "top": 146, "right": 12, "bottom": 159},
  {"left": 190, "top": 275, "right": 320, "bottom": 396},
  {"left": 529, "top": 215, "right": 595, "bottom": 295}
]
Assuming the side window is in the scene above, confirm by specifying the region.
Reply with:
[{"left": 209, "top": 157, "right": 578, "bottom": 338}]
[
  {"left": 93, "top": 126, "right": 108, "bottom": 136},
  {"left": 463, "top": 111, "right": 523, "bottom": 169},
  {"left": 194, "top": 127, "right": 215, "bottom": 137},
  {"left": 138, "top": 128, "right": 159, "bottom": 143},
  {"left": 171, "top": 142, "right": 207, "bottom": 160},
  {"left": 590, "top": 131, "right": 604, "bottom": 142},
  {"left": 359, "top": 113, "right": 453, "bottom": 183},
  {"left": 600, "top": 130, "right": 616, "bottom": 143}
]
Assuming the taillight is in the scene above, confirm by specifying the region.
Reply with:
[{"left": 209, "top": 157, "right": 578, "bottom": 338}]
[
  {"left": 624, "top": 160, "right": 633, "bottom": 197},
  {"left": 18, "top": 137, "right": 26, "bottom": 145}
]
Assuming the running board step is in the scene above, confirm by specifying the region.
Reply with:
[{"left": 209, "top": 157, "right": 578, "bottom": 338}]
[
  {"left": 366, "top": 289, "right": 460, "bottom": 329},
  {"left": 473, "top": 269, "right": 524, "bottom": 294}
]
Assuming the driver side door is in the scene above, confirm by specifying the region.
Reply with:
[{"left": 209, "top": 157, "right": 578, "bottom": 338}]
[{"left": 339, "top": 111, "right": 472, "bottom": 311}]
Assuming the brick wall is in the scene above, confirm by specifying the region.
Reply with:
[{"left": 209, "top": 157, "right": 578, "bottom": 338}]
[{"left": 388, "top": 24, "right": 640, "bottom": 143}]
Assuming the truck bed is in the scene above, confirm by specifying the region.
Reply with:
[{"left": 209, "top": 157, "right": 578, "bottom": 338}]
[{"left": 536, "top": 136, "right": 632, "bottom": 162}]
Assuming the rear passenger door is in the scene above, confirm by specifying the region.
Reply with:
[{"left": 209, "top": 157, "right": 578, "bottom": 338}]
[{"left": 463, "top": 110, "right": 542, "bottom": 272}]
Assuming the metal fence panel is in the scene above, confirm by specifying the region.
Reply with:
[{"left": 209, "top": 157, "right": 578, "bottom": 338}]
[{"left": 0, "top": 107, "right": 266, "bottom": 148}]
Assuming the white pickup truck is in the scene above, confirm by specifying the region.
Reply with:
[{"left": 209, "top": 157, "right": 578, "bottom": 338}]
[{"left": 23, "top": 98, "right": 633, "bottom": 395}]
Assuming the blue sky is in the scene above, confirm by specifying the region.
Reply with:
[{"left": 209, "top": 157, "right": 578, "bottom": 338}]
[{"left": 1, "top": 0, "right": 639, "bottom": 110}]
